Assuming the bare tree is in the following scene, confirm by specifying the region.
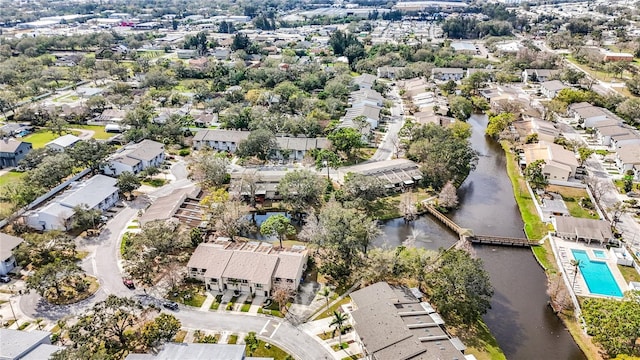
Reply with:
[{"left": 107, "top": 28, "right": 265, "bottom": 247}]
[
  {"left": 547, "top": 274, "right": 573, "bottom": 315},
  {"left": 388, "top": 133, "right": 402, "bottom": 159},
  {"left": 437, "top": 181, "right": 459, "bottom": 209},
  {"left": 585, "top": 176, "right": 607, "bottom": 204},
  {"left": 272, "top": 285, "right": 294, "bottom": 313},
  {"left": 239, "top": 171, "right": 261, "bottom": 208}
]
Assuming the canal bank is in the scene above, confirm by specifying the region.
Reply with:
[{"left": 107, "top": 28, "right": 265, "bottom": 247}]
[{"left": 453, "top": 114, "right": 585, "bottom": 360}]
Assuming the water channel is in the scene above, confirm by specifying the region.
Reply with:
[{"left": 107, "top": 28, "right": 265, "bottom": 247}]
[
  {"left": 377, "top": 114, "right": 585, "bottom": 359},
  {"left": 254, "top": 114, "right": 585, "bottom": 358}
]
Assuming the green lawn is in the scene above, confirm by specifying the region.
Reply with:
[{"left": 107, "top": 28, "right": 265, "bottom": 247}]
[
  {"left": 314, "top": 296, "right": 351, "bottom": 320},
  {"left": 248, "top": 340, "right": 291, "bottom": 360},
  {"left": 167, "top": 286, "right": 207, "bottom": 308},
  {"left": 0, "top": 171, "right": 26, "bottom": 187},
  {"left": 457, "top": 319, "right": 507, "bottom": 360},
  {"left": 501, "top": 142, "right": 548, "bottom": 240},
  {"left": 71, "top": 125, "right": 114, "bottom": 140},
  {"left": 228, "top": 334, "right": 238, "bottom": 344},
  {"left": 617, "top": 265, "right": 640, "bottom": 283},
  {"left": 241, "top": 303, "right": 251, "bottom": 312},
  {"left": 22, "top": 130, "right": 80, "bottom": 148}
]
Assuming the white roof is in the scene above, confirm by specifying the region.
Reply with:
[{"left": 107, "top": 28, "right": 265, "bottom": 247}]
[{"left": 46, "top": 134, "right": 81, "bottom": 148}]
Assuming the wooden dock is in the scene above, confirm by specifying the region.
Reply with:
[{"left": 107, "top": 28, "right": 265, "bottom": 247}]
[
  {"left": 423, "top": 203, "right": 531, "bottom": 247},
  {"left": 470, "top": 235, "right": 532, "bottom": 247}
]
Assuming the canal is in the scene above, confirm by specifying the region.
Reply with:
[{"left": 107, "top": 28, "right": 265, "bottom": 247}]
[{"left": 376, "top": 114, "right": 585, "bottom": 359}]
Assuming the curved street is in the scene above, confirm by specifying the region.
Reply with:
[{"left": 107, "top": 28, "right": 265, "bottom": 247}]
[{"left": 17, "top": 160, "right": 334, "bottom": 360}]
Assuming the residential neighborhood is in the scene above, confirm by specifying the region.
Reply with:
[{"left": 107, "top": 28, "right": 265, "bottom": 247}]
[{"left": 1, "top": 0, "right": 640, "bottom": 359}]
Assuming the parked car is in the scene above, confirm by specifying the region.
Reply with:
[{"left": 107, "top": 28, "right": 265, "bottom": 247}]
[
  {"left": 122, "top": 278, "right": 135, "bottom": 289},
  {"left": 0, "top": 275, "right": 10, "bottom": 283},
  {"left": 163, "top": 301, "right": 179, "bottom": 311},
  {"left": 627, "top": 192, "right": 640, "bottom": 198}
]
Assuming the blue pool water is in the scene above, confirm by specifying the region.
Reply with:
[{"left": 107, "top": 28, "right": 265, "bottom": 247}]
[
  {"left": 593, "top": 250, "right": 606, "bottom": 259},
  {"left": 571, "top": 250, "right": 623, "bottom": 297}
]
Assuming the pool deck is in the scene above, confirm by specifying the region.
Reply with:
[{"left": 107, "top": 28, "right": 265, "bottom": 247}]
[{"left": 550, "top": 236, "right": 629, "bottom": 298}]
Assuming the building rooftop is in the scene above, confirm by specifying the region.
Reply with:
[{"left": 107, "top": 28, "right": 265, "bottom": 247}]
[
  {"left": 0, "top": 233, "right": 24, "bottom": 261},
  {"left": 58, "top": 175, "right": 118, "bottom": 209},
  {"left": 0, "top": 138, "right": 29, "bottom": 153},
  {"left": 45, "top": 134, "right": 81, "bottom": 149},
  {"left": 0, "top": 329, "right": 52, "bottom": 359},
  {"left": 350, "top": 282, "right": 466, "bottom": 360}
]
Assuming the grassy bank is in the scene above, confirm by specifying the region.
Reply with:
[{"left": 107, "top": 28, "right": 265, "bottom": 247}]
[
  {"left": 500, "top": 142, "right": 547, "bottom": 240},
  {"left": 450, "top": 319, "right": 506, "bottom": 360}
]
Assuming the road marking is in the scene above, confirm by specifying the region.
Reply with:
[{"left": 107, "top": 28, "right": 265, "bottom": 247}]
[
  {"left": 270, "top": 322, "right": 281, "bottom": 338},
  {"left": 259, "top": 319, "right": 271, "bottom": 335}
]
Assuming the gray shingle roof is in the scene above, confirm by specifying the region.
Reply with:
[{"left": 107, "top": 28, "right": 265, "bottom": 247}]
[{"left": 0, "top": 138, "right": 29, "bottom": 153}]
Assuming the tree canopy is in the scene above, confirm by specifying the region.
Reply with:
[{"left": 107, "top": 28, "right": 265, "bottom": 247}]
[{"left": 425, "top": 249, "right": 494, "bottom": 325}]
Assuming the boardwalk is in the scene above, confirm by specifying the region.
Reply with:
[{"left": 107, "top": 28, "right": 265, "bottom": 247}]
[
  {"left": 423, "top": 203, "right": 531, "bottom": 247},
  {"left": 470, "top": 235, "right": 531, "bottom": 247}
]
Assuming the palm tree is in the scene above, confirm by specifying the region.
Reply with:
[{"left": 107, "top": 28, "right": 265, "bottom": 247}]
[
  {"left": 320, "top": 288, "right": 331, "bottom": 312},
  {"left": 330, "top": 311, "right": 349, "bottom": 348},
  {"left": 570, "top": 259, "right": 582, "bottom": 290}
]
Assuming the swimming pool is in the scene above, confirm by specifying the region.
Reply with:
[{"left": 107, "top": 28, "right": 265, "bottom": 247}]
[
  {"left": 593, "top": 250, "right": 606, "bottom": 259},
  {"left": 571, "top": 249, "right": 623, "bottom": 297}
]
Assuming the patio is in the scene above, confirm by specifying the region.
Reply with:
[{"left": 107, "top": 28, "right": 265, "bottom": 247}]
[{"left": 551, "top": 236, "right": 629, "bottom": 298}]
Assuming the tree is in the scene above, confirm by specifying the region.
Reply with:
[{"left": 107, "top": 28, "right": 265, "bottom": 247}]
[
  {"left": 26, "top": 260, "right": 83, "bottom": 300},
  {"left": 25, "top": 152, "right": 75, "bottom": 190},
  {"left": 13, "top": 231, "right": 76, "bottom": 268},
  {"left": 577, "top": 146, "right": 594, "bottom": 166},
  {"left": 582, "top": 291, "right": 640, "bottom": 357},
  {"left": 425, "top": 249, "right": 493, "bottom": 325},
  {"left": 71, "top": 205, "right": 102, "bottom": 232},
  {"left": 524, "top": 159, "right": 548, "bottom": 192},
  {"left": 570, "top": 259, "right": 582, "bottom": 290},
  {"left": 189, "top": 151, "right": 229, "bottom": 187},
  {"left": 486, "top": 112, "right": 515, "bottom": 138},
  {"left": 69, "top": 140, "right": 113, "bottom": 173},
  {"left": 116, "top": 171, "right": 141, "bottom": 199},
  {"left": 301, "top": 202, "right": 380, "bottom": 284},
  {"left": 585, "top": 176, "right": 606, "bottom": 203},
  {"left": 328, "top": 127, "right": 364, "bottom": 159},
  {"left": 201, "top": 191, "right": 252, "bottom": 241},
  {"left": 448, "top": 96, "right": 473, "bottom": 121},
  {"left": 438, "top": 181, "right": 459, "bottom": 210},
  {"left": 330, "top": 311, "right": 349, "bottom": 347},
  {"left": 277, "top": 170, "right": 324, "bottom": 219},
  {"left": 272, "top": 285, "right": 294, "bottom": 313},
  {"left": 464, "top": 71, "right": 490, "bottom": 95},
  {"left": 231, "top": 33, "right": 251, "bottom": 51},
  {"left": 237, "top": 129, "right": 278, "bottom": 161},
  {"left": 46, "top": 116, "right": 69, "bottom": 136},
  {"left": 244, "top": 332, "right": 259, "bottom": 356},
  {"left": 626, "top": 75, "right": 640, "bottom": 96},
  {"left": 608, "top": 201, "right": 627, "bottom": 226},
  {"left": 141, "top": 313, "right": 181, "bottom": 349},
  {"left": 320, "top": 287, "right": 331, "bottom": 311},
  {"left": 260, "top": 214, "right": 296, "bottom": 249},
  {"left": 616, "top": 98, "right": 640, "bottom": 125},
  {"left": 407, "top": 124, "right": 478, "bottom": 190},
  {"left": 340, "top": 172, "right": 387, "bottom": 213},
  {"left": 59, "top": 295, "right": 144, "bottom": 358}
]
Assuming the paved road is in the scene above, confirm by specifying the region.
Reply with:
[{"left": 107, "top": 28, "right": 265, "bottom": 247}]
[
  {"left": 533, "top": 39, "right": 618, "bottom": 97},
  {"left": 369, "top": 86, "right": 405, "bottom": 162},
  {"left": 17, "top": 160, "right": 334, "bottom": 359},
  {"left": 172, "top": 310, "right": 332, "bottom": 360}
]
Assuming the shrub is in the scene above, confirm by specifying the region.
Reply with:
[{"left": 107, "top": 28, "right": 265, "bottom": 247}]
[{"left": 179, "top": 149, "right": 190, "bottom": 156}]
